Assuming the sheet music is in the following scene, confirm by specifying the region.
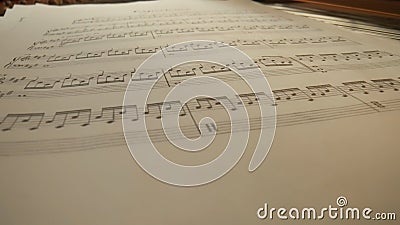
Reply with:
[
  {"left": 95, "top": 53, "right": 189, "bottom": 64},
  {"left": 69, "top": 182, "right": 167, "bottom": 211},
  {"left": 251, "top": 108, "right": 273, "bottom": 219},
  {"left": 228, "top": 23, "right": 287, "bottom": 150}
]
[{"left": 0, "top": 0, "right": 399, "bottom": 224}]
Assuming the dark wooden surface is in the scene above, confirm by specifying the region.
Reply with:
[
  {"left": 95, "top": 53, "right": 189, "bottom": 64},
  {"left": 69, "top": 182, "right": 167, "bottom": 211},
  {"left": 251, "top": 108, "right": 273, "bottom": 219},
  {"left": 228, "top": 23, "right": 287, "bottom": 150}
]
[
  {"left": 258, "top": 0, "right": 400, "bottom": 31},
  {"left": 0, "top": 0, "right": 145, "bottom": 16}
]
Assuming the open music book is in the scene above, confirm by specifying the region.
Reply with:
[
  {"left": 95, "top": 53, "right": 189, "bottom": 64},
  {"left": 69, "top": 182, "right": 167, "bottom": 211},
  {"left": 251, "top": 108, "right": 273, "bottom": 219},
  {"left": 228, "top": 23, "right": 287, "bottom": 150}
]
[{"left": 0, "top": 0, "right": 399, "bottom": 224}]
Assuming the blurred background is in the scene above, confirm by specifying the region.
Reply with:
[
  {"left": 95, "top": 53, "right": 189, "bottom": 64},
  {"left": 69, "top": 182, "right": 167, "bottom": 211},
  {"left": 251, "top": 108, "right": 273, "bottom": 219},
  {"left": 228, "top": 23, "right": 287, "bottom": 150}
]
[{"left": 1, "top": 0, "right": 399, "bottom": 39}]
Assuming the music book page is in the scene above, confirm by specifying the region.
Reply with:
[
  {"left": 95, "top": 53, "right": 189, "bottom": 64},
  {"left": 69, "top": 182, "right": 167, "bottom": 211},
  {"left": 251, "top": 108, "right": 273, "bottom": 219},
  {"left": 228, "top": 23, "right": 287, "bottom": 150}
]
[{"left": 0, "top": 0, "right": 399, "bottom": 224}]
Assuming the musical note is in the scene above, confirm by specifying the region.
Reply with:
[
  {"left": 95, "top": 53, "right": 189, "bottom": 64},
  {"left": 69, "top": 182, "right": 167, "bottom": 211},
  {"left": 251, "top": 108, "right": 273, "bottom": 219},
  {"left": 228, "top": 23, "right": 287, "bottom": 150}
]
[
  {"left": 195, "top": 98, "right": 214, "bottom": 109},
  {"left": 231, "top": 60, "right": 259, "bottom": 70},
  {"left": 215, "top": 96, "right": 238, "bottom": 111},
  {"left": 25, "top": 77, "right": 61, "bottom": 89},
  {"left": 0, "top": 74, "right": 27, "bottom": 85},
  {"left": 273, "top": 88, "right": 309, "bottom": 101},
  {"left": 166, "top": 67, "right": 197, "bottom": 78},
  {"left": 258, "top": 56, "right": 293, "bottom": 67},
  {"left": 305, "top": 84, "right": 344, "bottom": 99},
  {"left": 107, "top": 49, "right": 132, "bottom": 56},
  {"left": 61, "top": 74, "right": 94, "bottom": 88},
  {"left": 46, "top": 109, "right": 92, "bottom": 128},
  {"left": 132, "top": 70, "right": 161, "bottom": 81},
  {"left": 342, "top": 81, "right": 378, "bottom": 95},
  {"left": 371, "top": 78, "right": 400, "bottom": 91},
  {"left": 0, "top": 90, "right": 13, "bottom": 99},
  {"left": 47, "top": 54, "right": 74, "bottom": 62},
  {"left": 76, "top": 50, "right": 105, "bottom": 60},
  {"left": 134, "top": 47, "right": 160, "bottom": 54},
  {"left": 0, "top": 113, "right": 44, "bottom": 131},
  {"left": 145, "top": 101, "right": 185, "bottom": 119},
  {"left": 97, "top": 71, "right": 128, "bottom": 84},
  {"left": 95, "top": 105, "right": 138, "bottom": 123}
]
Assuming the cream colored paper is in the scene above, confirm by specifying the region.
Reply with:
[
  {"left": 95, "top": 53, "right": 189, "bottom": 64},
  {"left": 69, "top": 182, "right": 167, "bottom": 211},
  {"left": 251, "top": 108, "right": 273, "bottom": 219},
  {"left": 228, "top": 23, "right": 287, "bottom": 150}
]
[{"left": 0, "top": 1, "right": 399, "bottom": 224}]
